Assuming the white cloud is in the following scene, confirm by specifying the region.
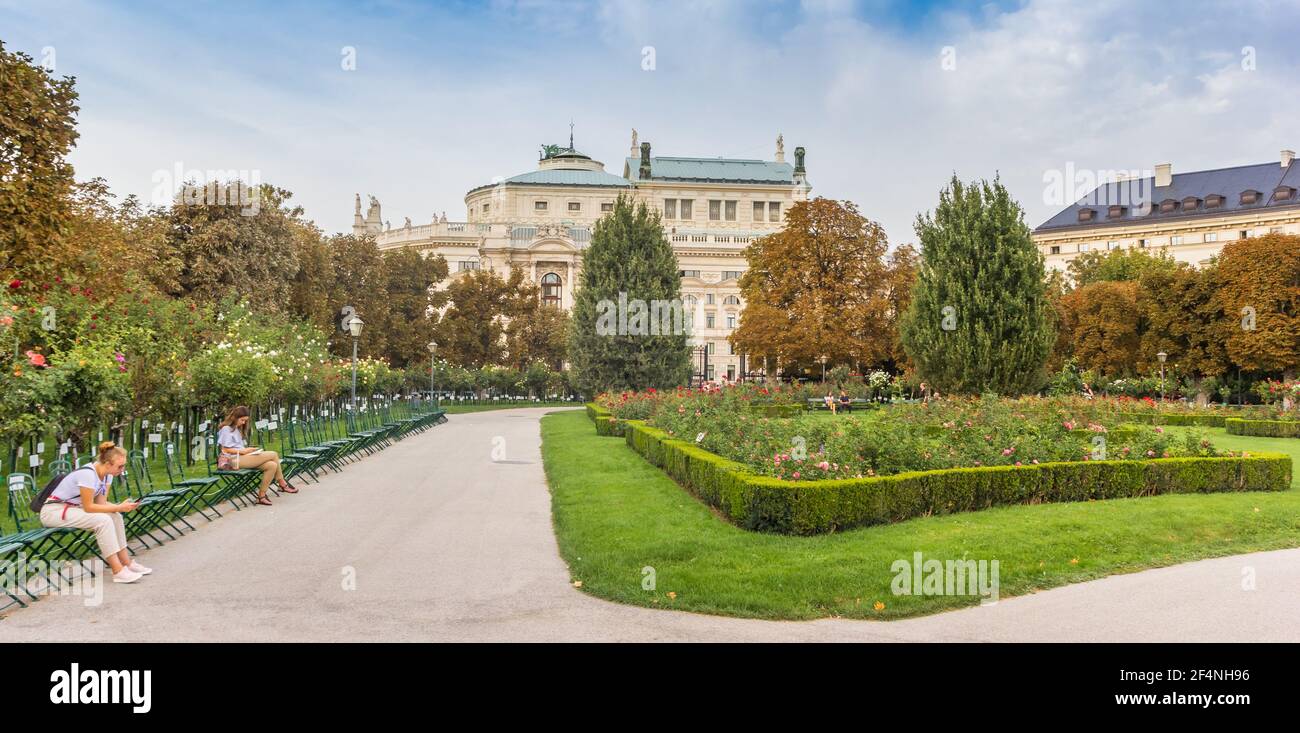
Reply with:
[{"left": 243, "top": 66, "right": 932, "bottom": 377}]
[{"left": 5, "top": 0, "right": 1298, "bottom": 245}]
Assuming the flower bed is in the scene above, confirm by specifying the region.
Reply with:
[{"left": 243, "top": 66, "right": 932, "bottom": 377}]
[{"left": 621, "top": 419, "right": 1292, "bottom": 535}]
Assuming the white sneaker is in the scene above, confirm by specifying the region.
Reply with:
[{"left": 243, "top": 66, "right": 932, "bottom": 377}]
[
  {"left": 128, "top": 561, "right": 153, "bottom": 575},
  {"left": 112, "top": 568, "right": 142, "bottom": 584}
]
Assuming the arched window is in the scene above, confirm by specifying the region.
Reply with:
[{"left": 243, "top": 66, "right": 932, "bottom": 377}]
[
  {"left": 723, "top": 295, "right": 741, "bottom": 306},
  {"left": 541, "top": 273, "right": 562, "bottom": 308}
]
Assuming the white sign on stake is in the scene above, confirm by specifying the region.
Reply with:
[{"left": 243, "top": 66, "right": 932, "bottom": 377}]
[
  {"left": 142, "top": 420, "right": 149, "bottom": 428},
  {"left": 29, "top": 455, "right": 40, "bottom": 468},
  {"left": 148, "top": 433, "right": 162, "bottom": 444},
  {"left": 255, "top": 419, "right": 268, "bottom": 430},
  {"left": 267, "top": 421, "right": 278, "bottom": 430},
  {"left": 59, "top": 444, "right": 69, "bottom": 455},
  {"left": 198, "top": 422, "right": 209, "bottom": 433},
  {"left": 36, "top": 442, "right": 44, "bottom": 454}
]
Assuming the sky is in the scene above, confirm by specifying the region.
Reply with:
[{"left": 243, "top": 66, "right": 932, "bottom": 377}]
[{"left": 3, "top": 0, "right": 1299, "bottom": 245}]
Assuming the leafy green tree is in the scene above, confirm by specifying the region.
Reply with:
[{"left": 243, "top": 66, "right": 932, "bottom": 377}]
[
  {"left": 380, "top": 248, "right": 448, "bottom": 367},
  {"left": 0, "top": 41, "right": 80, "bottom": 283},
  {"left": 435, "top": 267, "right": 520, "bottom": 368},
  {"left": 899, "top": 175, "right": 1054, "bottom": 395},
  {"left": 168, "top": 184, "right": 303, "bottom": 311},
  {"left": 568, "top": 195, "right": 690, "bottom": 393},
  {"left": 1066, "top": 247, "right": 1179, "bottom": 287}
]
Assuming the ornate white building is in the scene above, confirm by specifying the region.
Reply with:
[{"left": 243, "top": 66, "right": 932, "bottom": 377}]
[{"left": 355, "top": 131, "right": 811, "bottom": 381}]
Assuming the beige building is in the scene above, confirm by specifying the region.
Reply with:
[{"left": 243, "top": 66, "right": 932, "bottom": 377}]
[
  {"left": 356, "top": 131, "right": 811, "bottom": 382},
  {"left": 1033, "top": 150, "right": 1300, "bottom": 272}
]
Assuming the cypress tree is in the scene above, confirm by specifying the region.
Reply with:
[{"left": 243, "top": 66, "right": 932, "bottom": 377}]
[
  {"left": 568, "top": 194, "right": 691, "bottom": 394},
  {"left": 899, "top": 175, "right": 1054, "bottom": 395}
]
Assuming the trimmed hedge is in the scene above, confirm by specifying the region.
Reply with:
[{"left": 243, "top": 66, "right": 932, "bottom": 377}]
[
  {"left": 1119, "top": 412, "right": 1228, "bottom": 427},
  {"left": 585, "top": 402, "right": 625, "bottom": 437},
  {"left": 620, "top": 419, "right": 1292, "bottom": 535},
  {"left": 1226, "top": 418, "right": 1300, "bottom": 439}
]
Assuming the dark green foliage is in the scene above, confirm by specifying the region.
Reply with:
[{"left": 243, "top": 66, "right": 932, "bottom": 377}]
[
  {"left": 568, "top": 195, "right": 691, "bottom": 395},
  {"left": 900, "top": 175, "right": 1054, "bottom": 395}
]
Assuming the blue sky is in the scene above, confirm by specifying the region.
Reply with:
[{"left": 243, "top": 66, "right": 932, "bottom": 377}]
[{"left": 2, "top": 0, "right": 1298, "bottom": 245}]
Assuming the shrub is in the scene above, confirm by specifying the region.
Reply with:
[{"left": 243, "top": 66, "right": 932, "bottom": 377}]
[{"left": 1226, "top": 418, "right": 1300, "bottom": 439}]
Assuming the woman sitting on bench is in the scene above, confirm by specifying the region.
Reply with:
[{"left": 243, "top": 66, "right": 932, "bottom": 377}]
[
  {"left": 217, "top": 406, "right": 296, "bottom": 506},
  {"left": 823, "top": 390, "right": 837, "bottom": 414},
  {"left": 40, "top": 441, "right": 151, "bottom": 584}
]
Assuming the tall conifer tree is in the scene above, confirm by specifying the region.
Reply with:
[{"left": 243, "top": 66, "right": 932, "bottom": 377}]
[
  {"left": 568, "top": 194, "right": 690, "bottom": 393},
  {"left": 900, "top": 175, "right": 1054, "bottom": 394}
]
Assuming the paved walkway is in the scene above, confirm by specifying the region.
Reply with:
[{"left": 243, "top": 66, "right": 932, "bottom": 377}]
[{"left": 3, "top": 407, "right": 1297, "bottom": 642}]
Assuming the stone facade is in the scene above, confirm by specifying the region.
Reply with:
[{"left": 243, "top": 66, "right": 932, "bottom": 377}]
[{"left": 356, "top": 131, "right": 810, "bottom": 382}]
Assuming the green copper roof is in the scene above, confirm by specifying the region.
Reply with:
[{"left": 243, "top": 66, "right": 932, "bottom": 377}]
[
  {"left": 467, "top": 169, "right": 632, "bottom": 194},
  {"left": 624, "top": 156, "right": 794, "bottom": 184}
]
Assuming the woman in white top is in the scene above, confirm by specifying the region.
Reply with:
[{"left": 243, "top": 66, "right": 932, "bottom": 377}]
[
  {"left": 40, "top": 441, "right": 152, "bottom": 583},
  {"left": 216, "top": 405, "right": 295, "bottom": 506}
]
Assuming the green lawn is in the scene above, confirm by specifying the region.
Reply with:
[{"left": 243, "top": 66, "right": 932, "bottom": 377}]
[
  {"left": 440, "top": 401, "right": 580, "bottom": 415},
  {"left": 542, "top": 409, "right": 1300, "bottom": 620}
]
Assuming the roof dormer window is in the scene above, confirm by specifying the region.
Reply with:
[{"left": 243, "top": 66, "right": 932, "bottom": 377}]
[
  {"left": 1241, "top": 190, "right": 1261, "bottom": 205},
  {"left": 1078, "top": 207, "right": 1097, "bottom": 222},
  {"left": 1273, "top": 186, "right": 1296, "bottom": 202},
  {"left": 1159, "top": 199, "right": 1179, "bottom": 213},
  {"left": 1205, "top": 194, "right": 1224, "bottom": 209},
  {"left": 1107, "top": 205, "right": 1126, "bottom": 219},
  {"left": 1181, "top": 196, "right": 1201, "bottom": 210}
]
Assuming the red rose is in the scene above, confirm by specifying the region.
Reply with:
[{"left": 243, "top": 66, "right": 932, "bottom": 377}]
[{"left": 8, "top": 279, "right": 21, "bottom": 289}]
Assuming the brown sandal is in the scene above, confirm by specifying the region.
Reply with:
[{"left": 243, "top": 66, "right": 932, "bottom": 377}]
[
  {"left": 279, "top": 483, "right": 298, "bottom": 494},
  {"left": 254, "top": 495, "right": 273, "bottom": 506}
]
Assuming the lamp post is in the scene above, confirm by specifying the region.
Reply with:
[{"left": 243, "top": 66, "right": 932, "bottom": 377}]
[
  {"left": 346, "top": 314, "right": 364, "bottom": 428},
  {"left": 1156, "top": 351, "right": 1168, "bottom": 401},
  {"left": 427, "top": 340, "right": 438, "bottom": 407},
  {"left": 819, "top": 355, "right": 829, "bottom": 383}
]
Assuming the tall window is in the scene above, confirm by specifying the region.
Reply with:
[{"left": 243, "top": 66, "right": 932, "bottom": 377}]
[
  {"left": 709, "top": 200, "right": 721, "bottom": 221},
  {"left": 768, "top": 202, "right": 781, "bottom": 222},
  {"left": 725, "top": 200, "right": 737, "bottom": 221},
  {"left": 679, "top": 199, "right": 693, "bottom": 219},
  {"left": 753, "top": 201, "right": 765, "bottom": 221},
  {"left": 706, "top": 293, "right": 715, "bottom": 305},
  {"left": 541, "top": 273, "right": 562, "bottom": 308},
  {"left": 726, "top": 314, "right": 736, "bottom": 329},
  {"left": 664, "top": 199, "right": 677, "bottom": 219},
  {"left": 706, "top": 314, "right": 715, "bottom": 329}
]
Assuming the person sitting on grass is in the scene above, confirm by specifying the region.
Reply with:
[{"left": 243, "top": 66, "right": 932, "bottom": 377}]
[
  {"left": 40, "top": 441, "right": 151, "bottom": 584},
  {"left": 217, "top": 405, "right": 296, "bottom": 506},
  {"left": 838, "top": 389, "right": 852, "bottom": 414}
]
